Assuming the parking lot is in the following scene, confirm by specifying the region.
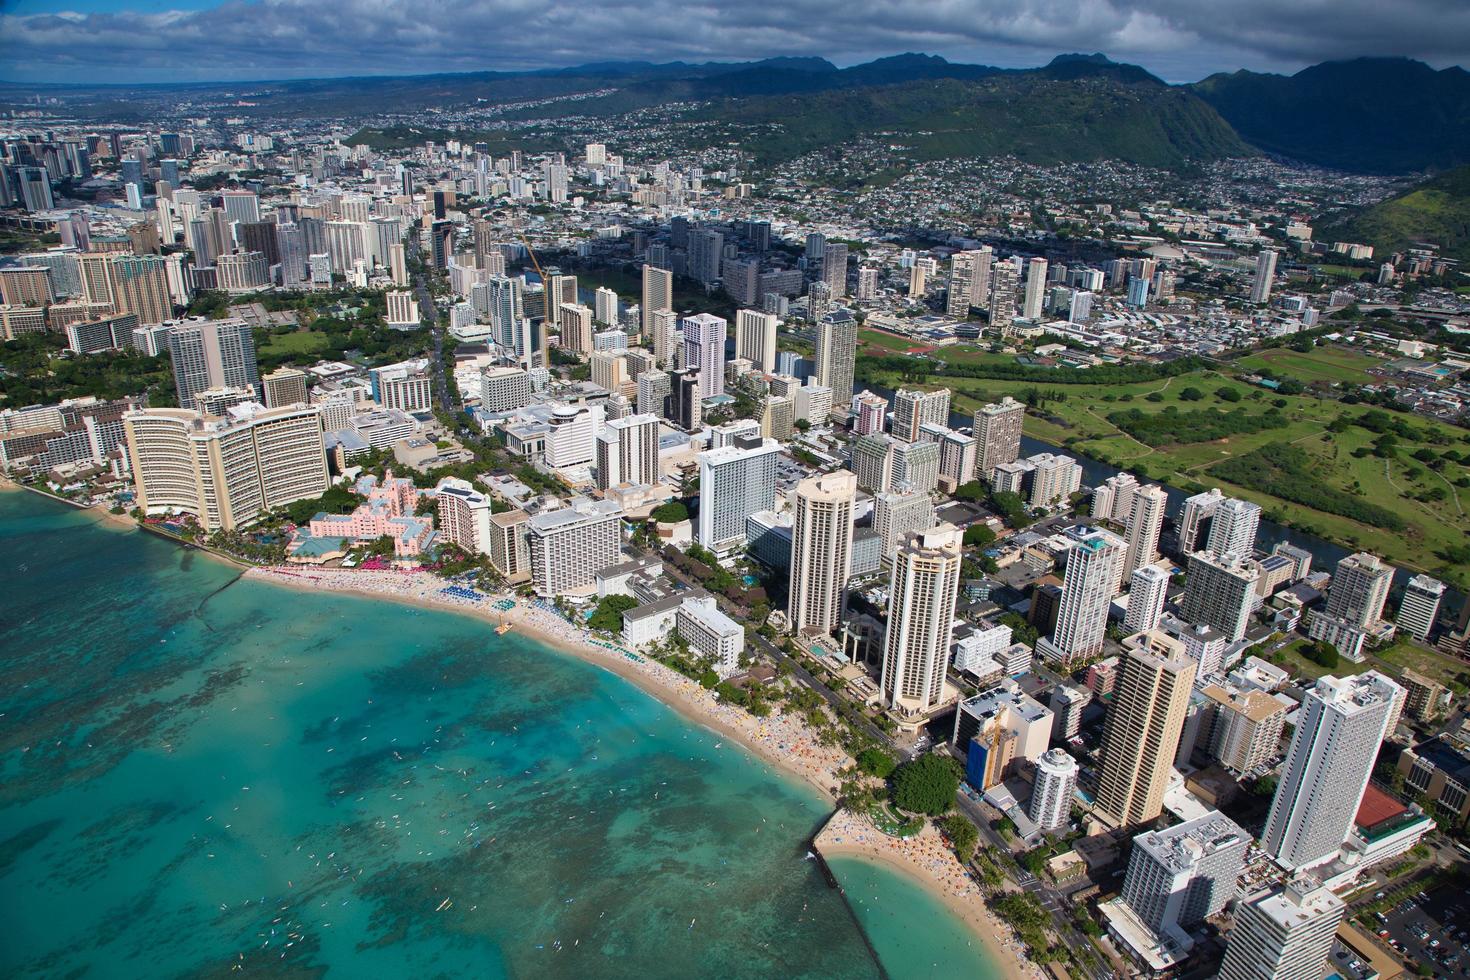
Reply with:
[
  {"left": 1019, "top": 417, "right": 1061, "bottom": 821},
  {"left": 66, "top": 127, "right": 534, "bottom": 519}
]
[{"left": 1372, "top": 885, "right": 1470, "bottom": 977}]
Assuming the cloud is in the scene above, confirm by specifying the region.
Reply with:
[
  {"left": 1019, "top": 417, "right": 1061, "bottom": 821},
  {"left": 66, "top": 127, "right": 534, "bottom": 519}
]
[{"left": 0, "top": 0, "right": 1465, "bottom": 84}]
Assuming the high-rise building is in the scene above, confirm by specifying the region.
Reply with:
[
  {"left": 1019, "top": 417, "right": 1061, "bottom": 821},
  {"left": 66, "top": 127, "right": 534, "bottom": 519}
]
[
  {"left": 1181, "top": 551, "right": 1260, "bottom": 642},
  {"left": 124, "top": 403, "right": 328, "bottom": 532},
  {"left": 1219, "top": 879, "right": 1345, "bottom": 980},
  {"left": 696, "top": 434, "right": 780, "bottom": 553},
  {"left": 1250, "top": 248, "right": 1278, "bottom": 304},
  {"left": 1038, "top": 527, "right": 1124, "bottom": 666},
  {"left": 435, "top": 478, "right": 496, "bottom": 555},
  {"left": 1206, "top": 496, "right": 1261, "bottom": 559},
  {"left": 881, "top": 524, "right": 963, "bottom": 714},
  {"left": 1022, "top": 257, "right": 1048, "bottom": 320},
  {"left": 814, "top": 315, "right": 857, "bottom": 419},
  {"left": 261, "top": 367, "right": 308, "bottom": 409},
  {"left": 973, "top": 396, "right": 1024, "bottom": 478},
  {"left": 851, "top": 433, "right": 897, "bottom": 493},
  {"left": 649, "top": 309, "right": 679, "bottom": 369},
  {"left": 593, "top": 286, "right": 619, "bottom": 325},
  {"left": 1397, "top": 574, "right": 1446, "bottom": 641},
  {"left": 1307, "top": 552, "right": 1394, "bottom": 661},
  {"left": 788, "top": 470, "right": 856, "bottom": 636},
  {"left": 873, "top": 490, "right": 935, "bottom": 559},
  {"left": 988, "top": 259, "right": 1019, "bottom": 333},
  {"left": 1029, "top": 748, "right": 1079, "bottom": 831},
  {"left": 891, "top": 388, "right": 951, "bottom": 443},
  {"left": 167, "top": 319, "right": 260, "bottom": 410},
  {"left": 681, "top": 314, "right": 727, "bottom": 398},
  {"left": 852, "top": 391, "right": 888, "bottom": 436},
  {"left": 640, "top": 264, "right": 672, "bottom": 338},
  {"left": 1262, "top": 671, "right": 1401, "bottom": 871},
  {"left": 107, "top": 254, "right": 173, "bottom": 325},
  {"left": 1125, "top": 564, "right": 1170, "bottom": 634},
  {"left": 945, "top": 247, "right": 992, "bottom": 316},
  {"left": 734, "top": 309, "right": 778, "bottom": 373},
  {"left": 560, "top": 303, "right": 594, "bottom": 356},
  {"left": 1095, "top": 632, "right": 1197, "bottom": 827},
  {"left": 637, "top": 369, "right": 671, "bottom": 418},
  {"left": 821, "top": 242, "right": 848, "bottom": 297},
  {"left": 386, "top": 290, "right": 421, "bottom": 328},
  {"left": 1200, "top": 682, "right": 1289, "bottom": 775},
  {"left": 525, "top": 499, "right": 624, "bottom": 597},
  {"left": 892, "top": 439, "right": 940, "bottom": 495},
  {"left": 370, "top": 360, "right": 434, "bottom": 414},
  {"left": 1110, "top": 811, "right": 1248, "bottom": 954},
  {"left": 1121, "top": 484, "right": 1168, "bottom": 581},
  {"left": 856, "top": 265, "right": 879, "bottom": 302},
  {"left": 687, "top": 227, "right": 724, "bottom": 284},
  {"left": 595, "top": 413, "right": 660, "bottom": 491},
  {"left": 1177, "top": 487, "right": 1222, "bottom": 556}
]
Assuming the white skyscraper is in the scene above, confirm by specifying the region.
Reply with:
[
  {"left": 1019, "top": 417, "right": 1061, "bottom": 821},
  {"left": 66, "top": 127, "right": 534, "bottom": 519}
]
[
  {"left": 1029, "top": 748, "right": 1079, "bottom": 831},
  {"left": 1397, "top": 574, "right": 1446, "bottom": 642},
  {"left": 1250, "top": 248, "right": 1278, "bottom": 304},
  {"left": 1307, "top": 551, "right": 1394, "bottom": 661},
  {"left": 891, "top": 387, "right": 951, "bottom": 443},
  {"left": 1122, "top": 484, "right": 1168, "bottom": 581},
  {"left": 1022, "top": 257, "right": 1048, "bottom": 320},
  {"left": 1114, "top": 811, "right": 1248, "bottom": 945},
  {"left": 595, "top": 413, "right": 660, "bottom": 491},
  {"left": 1261, "top": 671, "right": 1402, "bottom": 871},
  {"left": 1181, "top": 551, "right": 1260, "bottom": 642},
  {"left": 734, "top": 308, "right": 778, "bottom": 373},
  {"left": 1177, "top": 487, "right": 1222, "bottom": 556},
  {"left": 681, "top": 313, "right": 727, "bottom": 398},
  {"left": 1038, "top": 527, "right": 1125, "bottom": 665},
  {"left": 873, "top": 490, "right": 935, "bottom": 559},
  {"left": 974, "top": 396, "right": 1024, "bottom": 478},
  {"left": 696, "top": 435, "right": 780, "bottom": 553},
  {"left": 1125, "top": 564, "right": 1170, "bottom": 634},
  {"left": 881, "top": 524, "right": 963, "bottom": 714},
  {"left": 814, "top": 315, "right": 858, "bottom": 418},
  {"left": 945, "top": 247, "right": 992, "bottom": 316},
  {"left": 1206, "top": 496, "right": 1262, "bottom": 559},
  {"left": 788, "top": 470, "right": 856, "bottom": 636},
  {"left": 1219, "top": 879, "right": 1345, "bottom": 980},
  {"left": 594, "top": 286, "right": 619, "bottom": 325}
]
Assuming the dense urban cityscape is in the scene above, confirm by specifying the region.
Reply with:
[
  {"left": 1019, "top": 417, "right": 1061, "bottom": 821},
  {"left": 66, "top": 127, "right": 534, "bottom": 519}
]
[{"left": 2, "top": 29, "right": 1470, "bottom": 980}]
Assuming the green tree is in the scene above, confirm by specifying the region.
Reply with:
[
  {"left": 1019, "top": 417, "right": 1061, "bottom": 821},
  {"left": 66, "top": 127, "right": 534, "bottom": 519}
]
[
  {"left": 856, "top": 747, "right": 898, "bottom": 779},
  {"left": 588, "top": 594, "right": 638, "bottom": 632},
  {"left": 940, "top": 814, "right": 979, "bottom": 863},
  {"left": 650, "top": 501, "right": 690, "bottom": 524},
  {"left": 963, "top": 524, "right": 997, "bottom": 548},
  {"left": 892, "top": 754, "right": 961, "bottom": 816}
]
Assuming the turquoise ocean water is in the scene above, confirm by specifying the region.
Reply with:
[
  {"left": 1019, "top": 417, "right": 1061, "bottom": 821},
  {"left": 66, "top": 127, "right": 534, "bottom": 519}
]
[{"left": 0, "top": 490, "right": 999, "bottom": 978}]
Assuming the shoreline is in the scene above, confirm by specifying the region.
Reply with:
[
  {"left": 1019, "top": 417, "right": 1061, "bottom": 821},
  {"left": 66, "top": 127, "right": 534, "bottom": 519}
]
[
  {"left": 243, "top": 566, "right": 852, "bottom": 804},
  {"left": 816, "top": 809, "right": 1040, "bottom": 980}
]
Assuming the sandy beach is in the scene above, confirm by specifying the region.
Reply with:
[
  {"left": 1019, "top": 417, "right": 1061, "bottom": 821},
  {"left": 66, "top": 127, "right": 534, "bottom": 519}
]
[{"left": 816, "top": 808, "right": 1042, "bottom": 980}]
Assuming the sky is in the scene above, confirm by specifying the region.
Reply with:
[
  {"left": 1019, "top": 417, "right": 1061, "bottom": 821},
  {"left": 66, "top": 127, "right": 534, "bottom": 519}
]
[{"left": 0, "top": 0, "right": 1466, "bottom": 85}]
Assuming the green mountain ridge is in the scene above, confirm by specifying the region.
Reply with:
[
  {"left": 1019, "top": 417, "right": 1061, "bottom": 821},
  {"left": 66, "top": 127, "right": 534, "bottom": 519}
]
[{"left": 1325, "top": 165, "right": 1470, "bottom": 261}]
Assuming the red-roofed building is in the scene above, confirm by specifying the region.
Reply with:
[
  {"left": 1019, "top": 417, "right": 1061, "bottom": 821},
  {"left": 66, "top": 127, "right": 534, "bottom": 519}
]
[{"left": 1355, "top": 783, "right": 1409, "bottom": 833}]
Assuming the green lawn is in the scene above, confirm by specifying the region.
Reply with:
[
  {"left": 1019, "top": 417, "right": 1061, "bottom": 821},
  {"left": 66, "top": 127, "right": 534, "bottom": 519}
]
[
  {"left": 1234, "top": 345, "right": 1386, "bottom": 386},
  {"left": 257, "top": 330, "right": 331, "bottom": 359},
  {"left": 1274, "top": 639, "right": 1373, "bottom": 680},
  {"left": 1373, "top": 641, "right": 1470, "bottom": 692},
  {"left": 858, "top": 328, "right": 926, "bottom": 353}
]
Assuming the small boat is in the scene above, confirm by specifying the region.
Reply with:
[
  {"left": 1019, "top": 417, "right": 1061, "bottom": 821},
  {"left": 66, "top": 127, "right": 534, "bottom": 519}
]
[{"left": 495, "top": 622, "right": 513, "bottom": 635}]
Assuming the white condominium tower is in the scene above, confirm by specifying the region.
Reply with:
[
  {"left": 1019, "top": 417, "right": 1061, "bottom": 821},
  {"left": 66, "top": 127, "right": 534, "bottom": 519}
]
[
  {"left": 734, "top": 308, "right": 778, "bottom": 373},
  {"left": 873, "top": 489, "right": 935, "bottom": 557},
  {"left": 1397, "top": 574, "right": 1446, "bottom": 641},
  {"left": 681, "top": 314, "right": 727, "bottom": 398},
  {"left": 1307, "top": 551, "right": 1394, "bottom": 661},
  {"left": 788, "top": 469, "right": 857, "bottom": 635},
  {"left": 1250, "top": 247, "right": 1278, "bottom": 305},
  {"left": 1029, "top": 748, "right": 1079, "bottom": 831},
  {"left": 891, "top": 387, "right": 951, "bottom": 442},
  {"left": 124, "top": 403, "right": 328, "bottom": 533},
  {"left": 1207, "top": 496, "right": 1261, "bottom": 559},
  {"left": 1181, "top": 550, "right": 1260, "bottom": 643},
  {"left": 973, "top": 396, "right": 1024, "bottom": 478},
  {"left": 435, "top": 478, "right": 496, "bottom": 554},
  {"left": 814, "top": 315, "right": 857, "bottom": 418},
  {"left": 1124, "top": 564, "right": 1170, "bottom": 634},
  {"left": 945, "top": 247, "right": 992, "bottom": 316},
  {"left": 880, "top": 524, "right": 963, "bottom": 714},
  {"left": 1022, "top": 257, "right": 1048, "bottom": 320},
  {"left": 525, "top": 499, "right": 623, "bottom": 597},
  {"left": 640, "top": 264, "right": 672, "bottom": 337},
  {"left": 1121, "top": 484, "right": 1167, "bottom": 580},
  {"left": 696, "top": 434, "right": 780, "bottom": 553},
  {"left": 1261, "top": 671, "right": 1401, "bottom": 871},
  {"left": 1219, "top": 879, "right": 1345, "bottom": 980},
  {"left": 1095, "top": 632, "right": 1197, "bottom": 827},
  {"left": 595, "top": 413, "right": 660, "bottom": 491},
  {"left": 1039, "top": 526, "right": 1124, "bottom": 665}
]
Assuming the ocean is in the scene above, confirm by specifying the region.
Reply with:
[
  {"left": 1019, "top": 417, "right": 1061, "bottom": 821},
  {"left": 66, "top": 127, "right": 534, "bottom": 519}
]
[{"left": 0, "top": 490, "right": 1000, "bottom": 978}]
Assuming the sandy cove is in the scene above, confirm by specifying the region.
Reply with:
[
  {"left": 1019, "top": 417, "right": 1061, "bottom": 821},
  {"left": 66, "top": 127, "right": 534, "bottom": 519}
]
[{"left": 817, "top": 808, "right": 1042, "bottom": 980}]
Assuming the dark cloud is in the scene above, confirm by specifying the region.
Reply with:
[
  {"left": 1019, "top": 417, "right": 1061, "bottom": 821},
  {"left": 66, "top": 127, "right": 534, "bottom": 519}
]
[{"left": 0, "top": 0, "right": 1465, "bottom": 85}]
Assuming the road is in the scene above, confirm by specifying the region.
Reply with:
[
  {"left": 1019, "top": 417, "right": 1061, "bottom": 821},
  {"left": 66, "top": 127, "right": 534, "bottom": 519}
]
[
  {"left": 406, "top": 237, "right": 454, "bottom": 414},
  {"left": 953, "top": 789, "right": 1111, "bottom": 980}
]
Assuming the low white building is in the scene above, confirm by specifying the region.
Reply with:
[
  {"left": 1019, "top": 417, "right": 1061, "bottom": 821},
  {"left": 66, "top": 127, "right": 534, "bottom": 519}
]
[{"left": 677, "top": 594, "right": 745, "bottom": 677}]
